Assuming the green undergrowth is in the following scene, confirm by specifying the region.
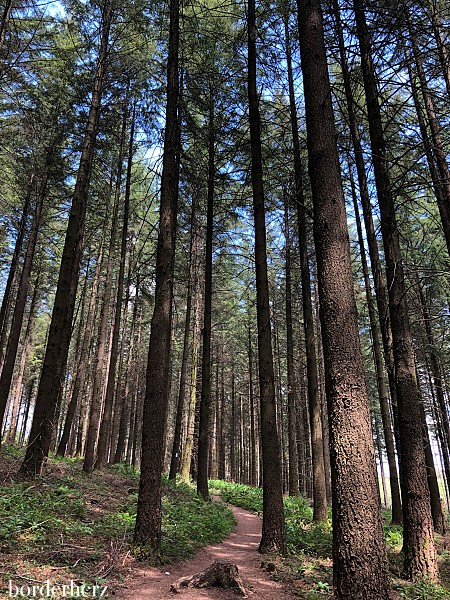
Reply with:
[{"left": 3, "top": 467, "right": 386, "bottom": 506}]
[
  {"left": 209, "top": 479, "right": 332, "bottom": 557},
  {"left": 210, "top": 480, "right": 450, "bottom": 599},
  {"left": 0, "top": 448, "right": 235, "bottom": 597}
]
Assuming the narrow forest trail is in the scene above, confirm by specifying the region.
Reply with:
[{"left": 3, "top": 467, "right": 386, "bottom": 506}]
[{"left": 116, "top": 503, "right": 292, "bottom": 599}]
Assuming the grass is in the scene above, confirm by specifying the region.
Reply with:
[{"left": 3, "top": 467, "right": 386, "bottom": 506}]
[
  {"left": 210, "top": 479, "right": 450, "bottom": 599},
  {"left": 0, "top": 447, "right": 236, "bottom": 598}
]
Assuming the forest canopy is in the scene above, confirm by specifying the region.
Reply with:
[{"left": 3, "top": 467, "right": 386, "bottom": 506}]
[{"left": 1, "top": 0, "right": 450, "bottom": 597}]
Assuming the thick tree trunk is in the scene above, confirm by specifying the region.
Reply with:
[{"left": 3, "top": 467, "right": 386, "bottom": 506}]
[
  {"left": 332, "top": 1, "right": 401, "bottom": 472},
  {"left": 19, "top": 0, "right": 113, "bottom": 477},
  {"left": 296, "top": 0, "right": 390, "bottom": 596},
  {"left": 352, "top": 0, "right": 437, "bottom": 580},
  {"left": 197, "top": 82, "right": 215, "bottom": 500},
  {"left": 285, "top": 17, "right": 327, "bottom": 520},
  {"left": 247, "top": 0, "right": 285, "bottom": 555},
  {"left": 133, "top": 0, "right": 179, "bottom": 557}
]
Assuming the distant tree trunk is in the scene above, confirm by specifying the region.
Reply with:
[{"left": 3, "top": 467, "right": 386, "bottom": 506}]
[
  {"left": 406, "top": 24, "right": 450, "bottom": 260},
  {"left": 425, "top": 0, "right": 450, "bottom": 99},
  {"left": 297, "top": 0, "right": 391, "bottom": 595},
  {"left": 248, "top": 324, "right": 257, "bottom": 486},
  {"left": 0, "top": 171, "right": 45, "bottom": 432},
  {"left": 283, "top": 195, "right": 299, "bottom": 497},
  {"left": 5, "top": 276, "right": 39, "bottom": 443},
  {"left": 19, "top": 0, "right": 113, "bottom": 477},
  {"left": 169, "top": 205, "right": 196, "bottom": 480},
  {"left": 248, "top": 0, "right": 286, "bottom": 555},
  {"left": 418, "top": 390, "right": 446, "bottom": 534},
  {"left": 19, "top": 378, "right": 35, "bottom": 446},
  {"left": 56, "top": 245, "right": 103, "bottom": 457},
  {"left": 348, "top": 157, "right": 402, "bottom": 524},
  {"left": 417, "top": 284, "right": 450, "bottom": 454},
  {"left": 0, "top": 0, "right": 12, "bottom": 52},
  {"left": 197, "top": 82, "right": 215, "bottom": 500},
  {"left": 0, "top": 185, "right": 32, "bottom": 372},
  {"left": 83, "top": 166, "right": 121, "bottom": 473},
  {"left": 352, "top": 0, "right": 437, "bottom": 580},
  {"left": 113, "top": 277, "right": 137, "bottom": 464},
  {"left": 284, "top": 17, "right": 327, "bottom": 520},
  {"left": 133, "top": 0, "right": 179, "bottom": 557},
  {"left": 217, "top": 359, "right": 226, "bottom": 480},
  {"left": 96, "top": 100, "right": 133, "bottom": 469},
  {"left": 179, "top": 231, "right": 203, "bottom": 482}
]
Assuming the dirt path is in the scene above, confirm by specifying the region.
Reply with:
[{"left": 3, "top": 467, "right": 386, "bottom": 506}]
[{"left": 116, "top": 504, "right": 291, "bottom": 599}]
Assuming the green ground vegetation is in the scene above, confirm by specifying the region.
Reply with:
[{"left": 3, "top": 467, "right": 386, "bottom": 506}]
[
  {"left": 210, "top": 480, "right": 450, "bottom": 599},
  {"left": 0, "top": 447, "right": 235, "bottom": 597}
]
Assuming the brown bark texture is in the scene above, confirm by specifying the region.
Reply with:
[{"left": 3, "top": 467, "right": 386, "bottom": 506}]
[{"left": 297, "top": 0, "right": 391, "bottom": 596}]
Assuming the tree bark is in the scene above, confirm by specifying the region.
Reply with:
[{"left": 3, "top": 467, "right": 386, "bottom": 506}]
[
  {"left": 133, "top": 0, "right": 179, "bottom": 557},
  {"left": 0, "top": 183, "right": 32, "bottom": 373},
  {"left": 169, "top": 202, "right": 196, "bottom": 479},
  {"left": 352, "top": 0, "right": 437, "bottom": 580},
  {"left": 19, "top": 0, "right": 113, "bottom": 476},
  {"left": 197, "top": 81, "right": 215, "bottom": 500},
  {"left": 348, "top": 156, "right": 402, "bottom": 524},
  {"left": 296, "top": 0, "right": 391, "bottom": 595},
  {"left": 0, "top": 171, "right": 45, "bottom": 431},
  {"left": 96, "top": 98, "right": 133, "bottom": 469},
  {"left": 247, "top": 0, "right": 286, "bottom": 555},
  {"left": 285, "top": 16, "right": 327, "bottom": 520},
  {"left": 5, "top": 275, "right": 39, "bottom": 443}
]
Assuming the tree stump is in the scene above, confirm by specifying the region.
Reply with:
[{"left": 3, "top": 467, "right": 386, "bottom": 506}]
[{"left": 170, "top": 560, "right": 247, "bottom": 597}]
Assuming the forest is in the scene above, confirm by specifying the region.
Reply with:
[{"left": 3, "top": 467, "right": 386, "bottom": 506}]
[{"left": 1, "top": 0, "right": 450, "bottom": 597}]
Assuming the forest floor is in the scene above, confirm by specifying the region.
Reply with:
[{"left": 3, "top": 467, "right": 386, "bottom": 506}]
[
  {"left": 0, "top": 448, "right": 450, "bottom": 599},
  {"left": 116, "top": 501, "right": 293, "bottom": 600}
]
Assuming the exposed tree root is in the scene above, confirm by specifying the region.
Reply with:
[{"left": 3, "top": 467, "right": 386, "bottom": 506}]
[{"left": 170, "top": 560, "right": 247, "bottom": 597}]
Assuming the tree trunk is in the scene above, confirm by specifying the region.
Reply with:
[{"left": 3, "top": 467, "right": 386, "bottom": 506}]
[
  {"left": 19, "top": 0, "right": 113, "bottom": 477},
  {"left": 0, "top": 171, "right": 45, "bottom": 431},
  {"left": 169, "top": 203, "right": 196, "bottom": 479},
  {"left": 197, "top": 81, "right": 215, "bottom": 500},
  {"left": 406, "top": 23, "right": 450, "bottom": 261},
  {"left": 179, "top": 231, "right": 203, "bottom": 482},
  {"left": 0, "top": 184, "right": 32, "bottom": 373},
  {"left": 56, "top": 241, "right": 104, "bottom": 457},
  {"left": 5, "top": 276, "right": 39, "bottom": 443},
  {"left": 332, "top": 0, "right": 401, "bottom": 466},
  {"left": 247, "top": 0, "right": 286, "bottom": 555},
  {"left": 284, "top": 17, "right": 327, "bottom": 520},
  {"left": 352, "top": 0, "right": 437, "bottom": 580},
  {"left": 133, "top": 0, "right": 179, "bottom": 557},
  {"left": 348, "top": 156, "right": 402, "bottom": 524},
  {"left": 83, "top": 164, "right": 121, "bottom": 473},
  {"left": 425, "top": 0, "right": 450, "bottom": 99},
  {"left": 283, "top": 195, "right": 299, "bottom": 497},
  {"left": 0, "top": 0, "right": 12, "bottom": 52},
  {"left": 296, "top": 0, "right": 391, "bottom": 595},
  {"left": 96, "top": 99, "right": 133, "bottom": 469}
]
